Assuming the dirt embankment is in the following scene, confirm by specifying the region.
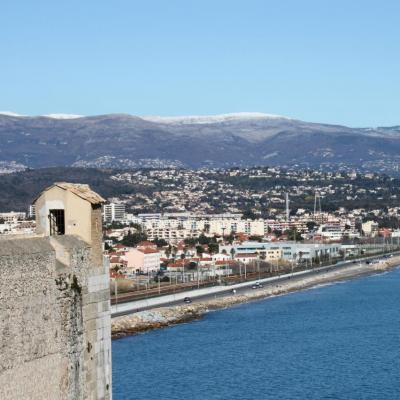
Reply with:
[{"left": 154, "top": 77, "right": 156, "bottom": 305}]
[{"left": 112, "top": 257, "right": 400, "bottom": 339}]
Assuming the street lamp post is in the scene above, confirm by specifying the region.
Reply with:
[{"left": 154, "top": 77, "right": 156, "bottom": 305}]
[{"left": 115, "top": 279, "right": 118, "bottom": 312}]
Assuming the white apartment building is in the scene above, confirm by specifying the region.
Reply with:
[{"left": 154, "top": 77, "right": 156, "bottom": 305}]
[
  {"left": 141, "top": 215, "right": 266, "bottom": 242},
  {"left": 146, "top": 228, "right": 200, "bottom": 242},
  {"left": 362, "top": 221, "right": 379, "bottom": 237},
  {"left": 207, "top": 218, "right": 265, "bottom": 236},
  {"left": 145, "top": 218, "right": 203, "bottom": 242},
  {"left": 316, "top": 224, "right": 343, "bottom": 241},
  {"left": 265, "top": 219, "right": 307, "bottom": 233},
  {"left": 103, "top": 203, "right": 126, "bottom": 222},
  {"left": 28, "top": 205, "right": 36, "bottom": 218},
  {"left": 0, "top": 212, "right": 26, "bottom": 223}
]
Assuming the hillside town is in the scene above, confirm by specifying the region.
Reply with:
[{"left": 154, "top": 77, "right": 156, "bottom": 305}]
[
  {"left": 108, "top": 166, "right": 400, "bottom": 217},
  {"left": 2, "top": 167, "right": 400, "bottom": 297}
]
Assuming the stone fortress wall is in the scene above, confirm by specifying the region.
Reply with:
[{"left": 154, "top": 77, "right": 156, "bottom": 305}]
[{"left": 0, "top": 183, "right": 112, "bottom": 400}]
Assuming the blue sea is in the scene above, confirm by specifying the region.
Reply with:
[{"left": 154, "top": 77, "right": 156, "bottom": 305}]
[{"left": 112, "top": 268, "right": 400, "bottom": 400}]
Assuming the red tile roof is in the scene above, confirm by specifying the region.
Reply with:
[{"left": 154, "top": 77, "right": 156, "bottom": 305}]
[
  {"left": 138, "top": 241, "right": 156, "bottom": 247},
  {"left": 139, "top": 248, "right": 160, "bottom": 254}
]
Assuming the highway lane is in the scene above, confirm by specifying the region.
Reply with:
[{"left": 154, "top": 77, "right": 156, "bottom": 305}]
[{"left": 112, "top": 252, "right": 399, "bottom": 318}]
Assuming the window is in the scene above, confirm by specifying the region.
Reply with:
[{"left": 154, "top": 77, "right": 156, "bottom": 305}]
[{"left": 49, "top": 209, "right": 65, "bottom": 235}]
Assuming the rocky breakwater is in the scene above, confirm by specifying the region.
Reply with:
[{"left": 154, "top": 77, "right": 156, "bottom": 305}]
[
  {"left": 112, "top": 256, "right": 400, "bottom": 339},
  {"left": 112, "top": 304, "right": 208, "bottom": 339}
]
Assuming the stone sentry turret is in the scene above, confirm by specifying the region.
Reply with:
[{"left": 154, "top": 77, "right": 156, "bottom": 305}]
[{"left": 0, "top": 183, "right": 112, "bottom": 400}]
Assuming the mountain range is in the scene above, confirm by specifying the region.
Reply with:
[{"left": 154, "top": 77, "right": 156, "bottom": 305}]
[{"left": 1, "top": 112, "right": 400, "bottom": 171}]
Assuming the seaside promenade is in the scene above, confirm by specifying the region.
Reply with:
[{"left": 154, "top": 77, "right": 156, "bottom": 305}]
[{"left": 112, "top": 253, "right": 400, "bottom": 338}]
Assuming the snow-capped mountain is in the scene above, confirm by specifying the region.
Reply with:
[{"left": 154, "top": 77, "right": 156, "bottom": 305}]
[
  {"left": 0, "top": 111, "right": 84, "bottom": 119},
  {"left": 0, "top": 112, "right": 399, "bottom": 171},
  {"left": 42, "top": 114, "right": 84, "bottom": 119},
  {"left": 0, "top": 111, "right": 25, "bottom": 117},
  {"left": 141, "top": 112, "right": 291, "bottom": 124}
]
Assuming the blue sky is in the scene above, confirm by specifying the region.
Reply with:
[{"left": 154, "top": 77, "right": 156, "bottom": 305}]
[{"left": 1, "top": 0, "right": 399, "bottom": 126}]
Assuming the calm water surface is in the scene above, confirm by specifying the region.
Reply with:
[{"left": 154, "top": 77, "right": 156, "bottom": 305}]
[{"left": 113, "top": 268, "right": 400, "bottom": 399}]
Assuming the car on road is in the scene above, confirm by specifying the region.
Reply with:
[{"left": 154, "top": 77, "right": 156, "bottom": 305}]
[
  {"left": 183, "top": 297, "right": 192, "bottom": 304},
  {"left": 252, "top": 283, "right": 263, "bottom": 289}
]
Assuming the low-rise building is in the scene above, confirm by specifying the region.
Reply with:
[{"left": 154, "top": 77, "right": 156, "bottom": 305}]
[
  {"left": 124, "top": 247, "right": 160, "bottom": 273},
  {"left": 362, "top": 221, "right": 379, "bottom": 237},
  {"left": 316, "top": 224, "right": 343, "bottom": 241},
  {"left": 0, "top": 211, "right": 26, "bottom": 223},
  {"left": 264, "top": 248, "right": 283, "bottom": 261},
  {"left": 221, "top": 241, "right": 340, "bottom": 261}
]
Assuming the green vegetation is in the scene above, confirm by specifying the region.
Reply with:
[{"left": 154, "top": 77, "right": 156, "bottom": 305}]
[
  {"left": 152, "top": 237, "right": 168, "bottom": 247},
  {"left": 285, "top": 229, "right": 303, "bottom": 241},
  {"left": 120, "top": 229, "right": 148, "bottom": 247},
  {"left": 2, "top": 166, "right": 400, "bottom": 219},
  {"left": 0, "top": 167, "right": 157, "bottom": 211}
]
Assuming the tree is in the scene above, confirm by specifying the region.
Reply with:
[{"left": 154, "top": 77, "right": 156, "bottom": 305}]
[
  {"left": 188, "top": 261, "right": 197, "bottom": 270},
  {"left": 248, "top": 235, "right": 262, "bottom": 242},
  {"left": 120, "top": 229, "right": 147, "bottom": 247},
  {"left": 198, "top": 234, "right": 211, "bottom": 245},
  {"left": 226, "top": 233, "right": 235, "bottom": 244},
  {"left": 196, "top": 245, "right": 204, "bottom": 256},
  {"left": 285, "top": 228, "right": 302, "bottom": 241},
  {"left": 208, "top": 243, "right": 219, "bottom": 254},
  {"left": 171, "top": 246, "right": 177, "bottom": 260},
  {"left": 130, "top": 222, "right": 142, "bottom": 230},
  {"left": 104, "top": 242, "right": 113, "bottom": 251},
  {"left": 242, "top": 209, "right": 257, "bottom": 220},
  {"left": 111, "top": 265, "right": 122, "bottom": 273},
  {"left": 108, "top": 221, "right": 125, "bottom": 229},
  {"left": 298, "top": 251, "right": 304, "bottom": 264},
  {"left": 230, "top": 248, "right": 236, "bottom": 260},
  {"left": 165, "top": 245, "right": 171, "bottom": 259},
  {"left": 153, "top": 237, "right": 167, "bottom": 248},
  {"left": 273, "top": 230, "right": 283, "bottom": 237},
  {"left": 184, "top": 237, "right": 197, "bottom": 246},
  {"left": 306, "top": 221, "right": 317, "bottom": 232}
]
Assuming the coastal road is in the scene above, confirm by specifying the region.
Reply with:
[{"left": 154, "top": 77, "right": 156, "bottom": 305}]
[{"left": 112, "top": 253, "right": 400, "bottom": 318}]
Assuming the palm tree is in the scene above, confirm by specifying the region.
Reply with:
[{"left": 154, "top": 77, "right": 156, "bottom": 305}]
[
  {"left": 180, "top": 252, "right": 186, "bottom": 283},
  {"left": 165, "top": 245, "right": 171, "bottom": 259},
  {"left": 298, "top": 251, "right": 304, "bottom": 268},
  {"left": 171, "top": 246, "right": 177, "bottom": 261}
]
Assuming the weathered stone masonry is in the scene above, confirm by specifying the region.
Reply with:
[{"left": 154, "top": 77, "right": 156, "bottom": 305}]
[
  {"left": 0, "top": 236, "right": 111, "bottom": 400},
  {"left": 0, "top": 183, "right": 112, "bottom": 400}
]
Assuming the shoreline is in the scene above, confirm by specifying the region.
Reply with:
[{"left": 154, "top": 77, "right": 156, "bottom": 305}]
[{"left": 111, "top": 257, "right": 400, "bottom": 339}]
